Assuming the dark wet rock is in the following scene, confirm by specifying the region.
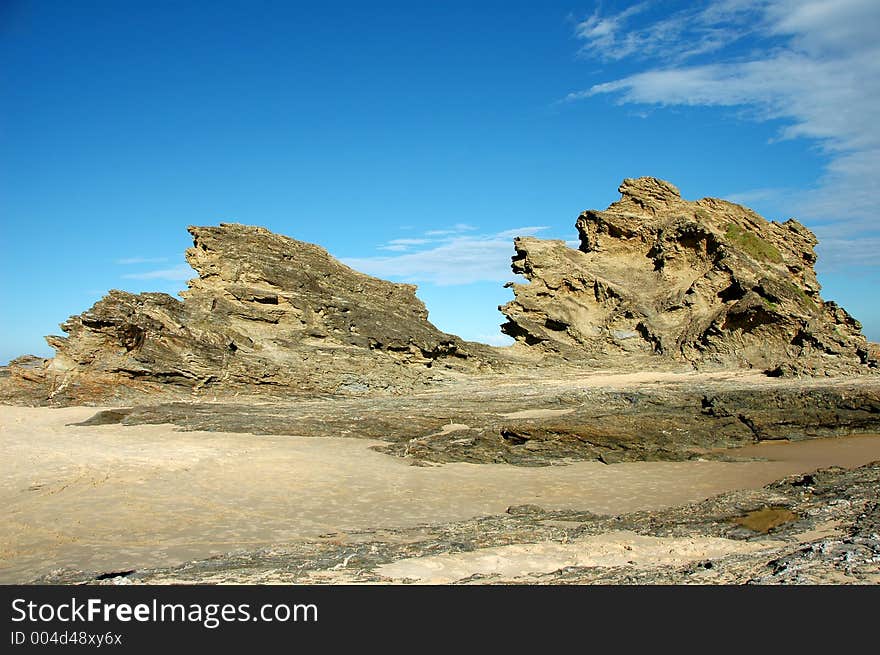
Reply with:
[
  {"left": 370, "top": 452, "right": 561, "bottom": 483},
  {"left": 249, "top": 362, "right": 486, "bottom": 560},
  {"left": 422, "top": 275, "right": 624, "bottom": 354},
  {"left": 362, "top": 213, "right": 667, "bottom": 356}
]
[
  {"left": 506, "top": 505, "right": 547, "bottom": 516},
  {"left": 70, "top": 374, "right": 880, "bottom": 466},
  {"left": 75, "top": 408, "right": 135, "bottom": 426},
  {"left": 93, "top": 569, "right": 136, "bottom": 581}
]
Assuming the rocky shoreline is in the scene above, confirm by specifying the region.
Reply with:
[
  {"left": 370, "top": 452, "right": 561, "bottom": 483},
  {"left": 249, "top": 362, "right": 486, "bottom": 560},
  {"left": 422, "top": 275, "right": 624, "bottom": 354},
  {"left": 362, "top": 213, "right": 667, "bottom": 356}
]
[
  {"left": 32, "top": 459, "right": 879, "bottom": 585},
  {"left": 72, "top": 372, "right": 880, "bottom": 466},
  {"left": 2, "top": 177, "right": 876, "bottom": 407},
  {"left": 3, "top": 178, "right": 879, "bottom": 585}
]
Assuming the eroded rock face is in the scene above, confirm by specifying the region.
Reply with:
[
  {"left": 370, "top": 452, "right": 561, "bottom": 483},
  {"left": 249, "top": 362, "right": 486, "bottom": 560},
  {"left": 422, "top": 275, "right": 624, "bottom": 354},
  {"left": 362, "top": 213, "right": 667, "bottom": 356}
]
[
  {"left": 24, "top": 224, "right": 495, "bottom": 403},
  {"left": 3, "top": 178, "right": 875, "bottom": 405},
  {"left": 501, "top": 177, "right": 873, "bottom": 375}
]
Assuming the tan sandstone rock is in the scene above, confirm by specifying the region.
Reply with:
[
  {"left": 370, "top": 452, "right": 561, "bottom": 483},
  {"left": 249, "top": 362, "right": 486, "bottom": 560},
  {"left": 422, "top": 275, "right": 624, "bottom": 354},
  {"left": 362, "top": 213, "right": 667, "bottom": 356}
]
[
  {"left": 17, "top": 224, "right": 498, "bottom": 404},
  {"left": 500, "top": 177, "right": 873, "bottom": 375},
  {"left": 2, "top": 178, "right": 875, "bottom": 406}
]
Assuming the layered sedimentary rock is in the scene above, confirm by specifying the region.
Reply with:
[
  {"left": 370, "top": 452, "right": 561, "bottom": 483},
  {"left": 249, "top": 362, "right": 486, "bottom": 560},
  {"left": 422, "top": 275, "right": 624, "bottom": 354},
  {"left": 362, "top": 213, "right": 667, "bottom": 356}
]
[
  {"left": 80, "top": 375, "right": 880, "bottom": 466},
  {"left": 3, "top": 177, "right": 876, "bottom": 405},
  {"left": 501, "top": 177, "right": 873, "bottom": 375},
  {"left": 16, "top": 224, "right": 496, "bottom": 403}
]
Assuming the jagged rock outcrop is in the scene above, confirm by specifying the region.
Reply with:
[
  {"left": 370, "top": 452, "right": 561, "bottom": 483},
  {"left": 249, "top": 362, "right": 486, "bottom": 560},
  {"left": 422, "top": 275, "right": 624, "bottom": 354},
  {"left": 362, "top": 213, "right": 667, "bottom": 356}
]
[
  {"left": 501, "top": 177, "right": 874, "bottom": 375},
  {"left": 3, "top": 178, "right": 876, "bottom": 405},
  {"left": 14, "top": 224, "right": 497, "bottom": 403}
]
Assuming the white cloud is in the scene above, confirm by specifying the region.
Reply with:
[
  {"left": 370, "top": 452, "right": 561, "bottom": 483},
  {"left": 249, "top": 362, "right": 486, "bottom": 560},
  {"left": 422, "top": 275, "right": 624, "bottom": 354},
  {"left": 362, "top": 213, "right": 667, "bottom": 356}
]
[
  {"left": 118, "top": 226, "right": 553, "bottom": 288},
  {"left": 377, "top": 237, "right": 433, "bottom": 252},
  {"left": 342, "top": 226, "right": 550, "bottom": 286},
  {"left": 574, "top": 0, "right": 763, "bottom": 63},
  {"left": 815, "top": 237, "right": 880, "bottom": 273},
  {"left": 122, "top": 264, "right": 192, "bottom": 281},
  {"left": 723, "top": 187, "right": 796, "bottom": 207},
  {"left": 568, "top": 0, "right": 880, "bottom": 265},
  {"left": 425, "top": 223, "right": 478, "bottom": 236},
  {"left": 389, "top": 238, "right": 431, "bottom": 245},
  {"left": 574, "top": 2, "right": 650, "bottom": 60}
]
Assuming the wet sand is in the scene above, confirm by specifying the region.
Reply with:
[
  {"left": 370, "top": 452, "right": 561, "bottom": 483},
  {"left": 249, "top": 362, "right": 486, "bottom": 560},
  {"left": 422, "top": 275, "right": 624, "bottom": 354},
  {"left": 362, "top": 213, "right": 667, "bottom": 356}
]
[
  {"left": 2, "top": 405, "right": 879, "bottom": 583},
  {"left": 374, "top": 531, "right": 781, "bottom": 583}
]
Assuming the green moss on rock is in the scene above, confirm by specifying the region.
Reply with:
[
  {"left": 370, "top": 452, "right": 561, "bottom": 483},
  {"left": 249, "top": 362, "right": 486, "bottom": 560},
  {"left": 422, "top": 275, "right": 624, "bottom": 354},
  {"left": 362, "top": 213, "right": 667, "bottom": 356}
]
[{"left": 725, "top": 223, "right": 783, "bottom": 263}]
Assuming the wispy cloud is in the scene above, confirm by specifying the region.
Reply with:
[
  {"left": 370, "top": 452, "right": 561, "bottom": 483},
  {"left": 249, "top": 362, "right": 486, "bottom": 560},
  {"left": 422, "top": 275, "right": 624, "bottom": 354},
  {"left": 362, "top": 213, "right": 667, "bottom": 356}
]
[
  {"left": 425, "top": 223, "right": 478, "bottom": 236},
  {"left": 377, "top": 238, "right": 432, "bottom": 252},
  {"left": 122, "top": 264, "right": 192, "bottom": 281},
  {"left": 118, "top": 225, "right": 552, "bottom": 288},
  {"left": 344, "top": 226, "right": 550, "bottom": 286},
  {"left": 115, "top": 256, "right": 169, "bottom": 265},
  {"left": 574, "top": 0, "right": 763, "bottom": 63},
  {"left": 816, "top": 237, "right": 880, "bottom": 273},
  {"left": 723, "top": 187, "right": 797, "bottom": 207},
  {"left": 567, "top": 0, "right": 880, "bottom": 267},
  {"left": 574, "top": 2, "right": 650, "bottom": 60}
]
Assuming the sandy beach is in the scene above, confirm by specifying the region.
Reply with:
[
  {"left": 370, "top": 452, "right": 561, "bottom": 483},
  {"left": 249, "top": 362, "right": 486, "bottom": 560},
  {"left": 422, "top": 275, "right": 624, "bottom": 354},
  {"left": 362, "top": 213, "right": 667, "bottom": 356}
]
[{"left": 3, "top": 405, "right": 880, "bottom": 583}]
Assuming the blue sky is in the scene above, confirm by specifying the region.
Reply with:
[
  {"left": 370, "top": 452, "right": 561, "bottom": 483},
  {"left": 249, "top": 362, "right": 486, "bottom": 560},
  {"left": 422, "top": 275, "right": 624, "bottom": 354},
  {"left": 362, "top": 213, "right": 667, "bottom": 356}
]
[{"left": 1, "top": 0, "right": 878, "bottom": 364}]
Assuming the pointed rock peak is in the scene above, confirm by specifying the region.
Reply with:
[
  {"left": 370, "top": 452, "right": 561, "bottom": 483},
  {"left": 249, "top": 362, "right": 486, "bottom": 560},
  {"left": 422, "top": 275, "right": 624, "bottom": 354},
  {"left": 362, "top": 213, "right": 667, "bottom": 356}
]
[
  {"left": 614, "top": 177, "right": 683, "bottom": 213},
  {"left": 183, "top": 222, "right": 358, "bottom": 290}
]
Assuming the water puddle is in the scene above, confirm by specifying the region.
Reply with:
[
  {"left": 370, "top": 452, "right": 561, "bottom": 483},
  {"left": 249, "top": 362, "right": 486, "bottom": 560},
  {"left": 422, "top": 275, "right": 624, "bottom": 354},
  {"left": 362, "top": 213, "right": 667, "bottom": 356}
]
[{"left": 734, "top": 506, "right": 799, "bottom": 533}]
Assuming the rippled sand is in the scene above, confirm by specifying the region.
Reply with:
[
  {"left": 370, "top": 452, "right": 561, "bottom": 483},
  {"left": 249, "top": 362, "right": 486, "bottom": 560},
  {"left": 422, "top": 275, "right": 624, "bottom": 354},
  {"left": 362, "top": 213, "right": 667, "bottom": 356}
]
[{"left": 2, "top": 405, "right": 879, "bottom": 583}]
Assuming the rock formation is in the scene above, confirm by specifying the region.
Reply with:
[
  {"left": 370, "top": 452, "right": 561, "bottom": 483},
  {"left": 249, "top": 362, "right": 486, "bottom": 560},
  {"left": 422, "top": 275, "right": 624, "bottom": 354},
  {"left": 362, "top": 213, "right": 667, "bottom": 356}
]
[
  {"left": 3, "top": 177, "right": 876, "bottom": 405},
  {"left": 12, "top": 224, "right": 496, "bottom": 404},
  {"left": 501, "top": 177, "right": 873, "bottom": 375}
]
